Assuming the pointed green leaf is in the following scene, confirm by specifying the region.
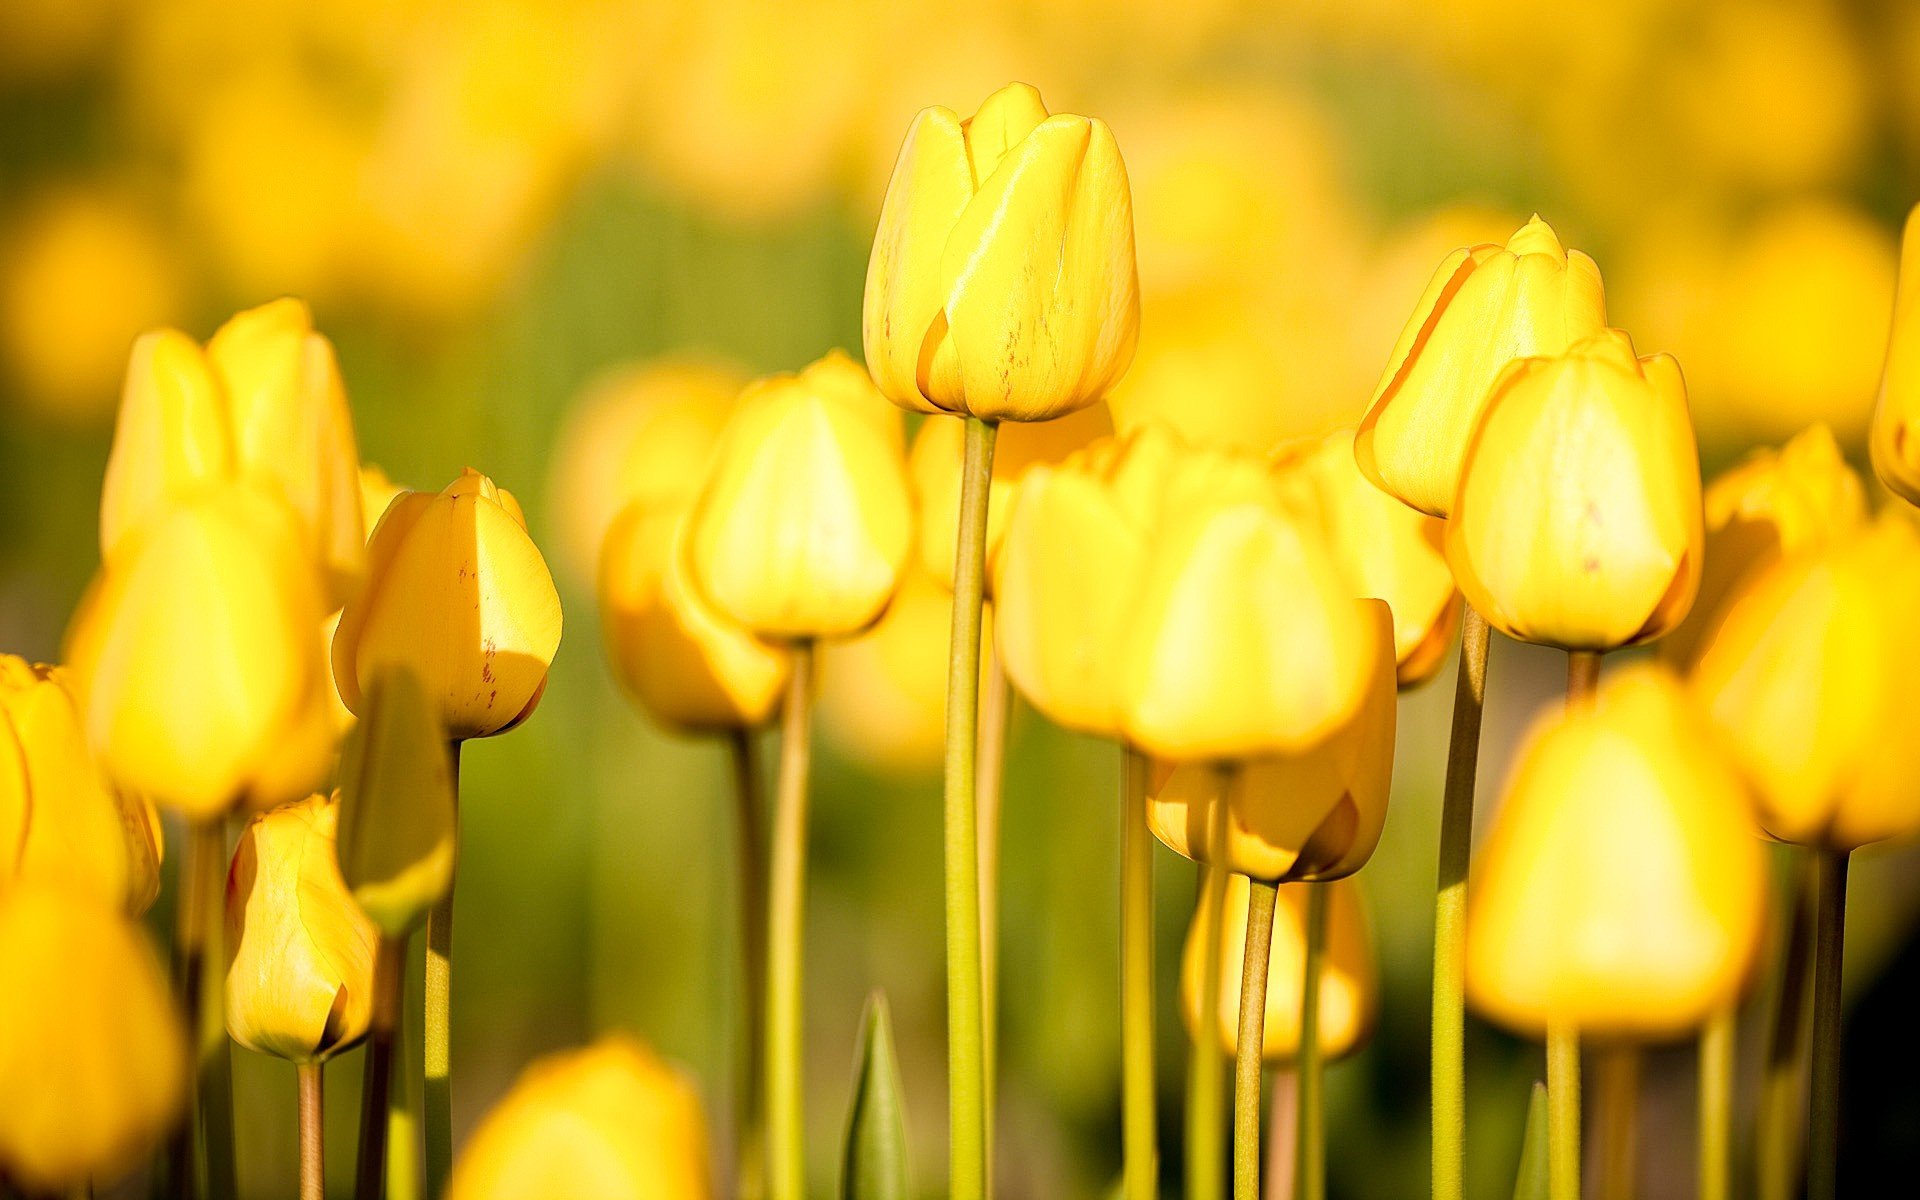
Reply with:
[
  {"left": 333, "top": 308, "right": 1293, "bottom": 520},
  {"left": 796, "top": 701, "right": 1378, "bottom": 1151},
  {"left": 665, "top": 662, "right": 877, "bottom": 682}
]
[
  {"left": 1513, "top": 1080, "right": 1550, "bottom": 1200},
  {"left": 842, "top": 991, "right": 910, "bottom": 1200}
]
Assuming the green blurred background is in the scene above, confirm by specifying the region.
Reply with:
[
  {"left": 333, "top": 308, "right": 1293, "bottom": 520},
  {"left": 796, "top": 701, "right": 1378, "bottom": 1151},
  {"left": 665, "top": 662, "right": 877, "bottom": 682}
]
[{"left": 8, "top": 1, "right": 1920, "bottom": 1196}]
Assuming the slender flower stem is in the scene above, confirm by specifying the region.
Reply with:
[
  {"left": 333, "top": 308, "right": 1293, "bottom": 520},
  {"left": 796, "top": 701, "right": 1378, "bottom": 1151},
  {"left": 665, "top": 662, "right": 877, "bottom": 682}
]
[
  {"left": 1698, "top": 1007, "right": 1734, "bottom": 1200},
  {"left": 1188, "top": 787, "right": 1233, "bottom": 1200},
  {"left": 1592, "top": 1045, "right": 1637, "bottom": 1200},
  {"left": 201, "top": 827, "right": 238, "bottom": 1200},
  {"left": 1547, "top": 1022, "right": 1581, "bottom": 1200},
  {"left": 1758, "top": 854, "right": 1816, "bottom": 1200},
  {"left": 978, "top": 651, "right": 1011, "bottom": 1181},
  {"left": 1432, "top": 604, "right": 1490, "bottom": 1200},
  {"left": 729, "top": 728, "right": 770, "bottom": 1200},
  {"left": 1806, "top": 848, "right": 1850, "bottom": 1200},
  {"left": 767, "top": 643, "right": 816, "bottom": 1200},
  {"left": 1234, "top": 879, "right": 1278, "bottom": 1200},
  {"left": 424, "top": 742, "right": 461, "bottom": 1200},
  {"left": 1120, "top": 744, "right": 1157, "bottom": 1200},
  {"left": 168, "top": 819, "right": 227, "bottom": 1200},
  {"left": 944, "top": 416, "right": 998, "bottom": 1200},
  {"left": 1566, "top": 651, "right": 1601, "bottom": 709},
  {"left": 388, "top": 937, "right": 423, "bottom": 1200},
  {"left": 1296, "top": 885, "right": 1328, "bottom": 1200},
  {"left": 356, "top": 935, "right": 407, "bottom": 1200},
  {"left": 298, "top": 1062, "right": 324, "bottom": 1200}
]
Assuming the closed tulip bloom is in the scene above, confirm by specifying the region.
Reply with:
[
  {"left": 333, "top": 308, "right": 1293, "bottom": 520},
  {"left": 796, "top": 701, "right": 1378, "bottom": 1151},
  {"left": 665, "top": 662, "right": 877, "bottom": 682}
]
[
  {"left": 226, "top": 792, "right": 377, "bottom": 1062},
  {"left": 334, "top": 669, "right": 456, "bottom": 937},
  {"left": 1355, "top": 216, "right": 1608, "bottom": 517},
  {"left": 67, "top": 483, "right": 334, "bottom": 818},
  {"left": 1662, "top": 424, "right": 1866, "bottom": 669},
  {"left": 1182, "top": 875, "right": 1376, "bottom": 1062},
  {"left": 447, "top": 1035, "right": 712, "bottom": 1200},
  {"left": 684, "top": 351, "right": 913, "bottom": 640},
  {"left": 1691, "top": 515, "right": 1920, "bottom": 849},
  {"left": 1870, "top": 203, "right": 1920, "bottom": 505},
  {"left": 1466, "top": 666, "right": 1766, "bottom": 1039},
  {"left": 333, "top": 468, "right": 563, "bottom": 741},
  {"left": 1146, "top": 602, "right": 1395, "bottom": 881},
  {"left": 600, "top": 503, "right": 790, "bottom": 733},
  {"left": 0, "top": 883, "right": 186, "bottom": 1191},
  {"left": 864, "top": 82, "right": 1140, "bottom": 422},
  {"left": 1447, "top": 330, "right": 1703, "bottom": 651}
]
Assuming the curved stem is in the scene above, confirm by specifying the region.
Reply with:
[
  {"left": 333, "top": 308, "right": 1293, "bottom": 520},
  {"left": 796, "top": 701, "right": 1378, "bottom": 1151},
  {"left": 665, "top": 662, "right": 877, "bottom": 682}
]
[
  {"left": 298, "top": 1062, "right": 324, "bottom": 1200},
  {"left": 355, "top": 935, "right": 407, "bottom": 1200},
  {"left": 1234, "top": 880, "right": 1278, "bottom": 1200},
  {"left": 1593, "top": 1045, "right": 1637, "bottom": 1200},
  {"left": 1120, "top": 744, "right": 1157, "bottom": 1200},
  {"left": 1296, "top": 885, "right": 1328, "bottom": 1200},
  {"left": 423, "top": 742, "right": 461, "bottom": 1200},
  {"left": 1699, "top": 1007, "right": 1734, "bottom": 1200},
  {"left": 1806, "top": 848, "right": 1849, "bottom": 1200},
  {"left": 1187, "top": 776, "right": 1233, "bottom": 1200},
  {"left": 1547, "top": 1023, "right": 1581, "bottom": 1200},
  {"left": 1758, "top": 853, "right": 1816, "bottom": 1200},
  {"left": 1432, "top": 605, "right": 1490, "bottom": 1200},
  {"left": 979, "top": 650, "right": 1011, "bottom": 1185},
  {"left": 767, "top": 643, "right": 816, "bottom": 1200},
  {"left": 730, "top": 729, "right": 769, "bottom": 1200},
  {"left": 944, "top": 416, "right": 998, "bottom": 1200}
]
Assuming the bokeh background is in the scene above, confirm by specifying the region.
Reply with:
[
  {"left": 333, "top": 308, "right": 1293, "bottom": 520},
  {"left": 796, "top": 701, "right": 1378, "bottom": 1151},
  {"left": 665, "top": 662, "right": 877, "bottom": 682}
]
[{"left": 7, "top": 1, "right": 1920, "bottom": 1196}]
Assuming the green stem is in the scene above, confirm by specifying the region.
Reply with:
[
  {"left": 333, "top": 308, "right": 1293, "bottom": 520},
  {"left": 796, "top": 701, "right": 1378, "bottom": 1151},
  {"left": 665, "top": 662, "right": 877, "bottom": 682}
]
[
  {"left": 767, "top": 643, "right": 816, "bottom": 1200},
  {"left": 201, "top": 825, "right": 238, "bottom": 1200},
  {"left": 166, "top": 820, "right": 228, "bottom": 1200},
  {"left": 1120, "top": 744, "right": 1157, "bottom": 1200},
  {"left": 978, "top": 651, "right": 1010, "bottom": 1187},
  {"left": 944, "top": 416, "right": 998, "bottom": 1200},
  {"left": 1699, "top": 1007, "right": 1733, "bottom": 1200},
  {"left": 1187, "top": 779, "right": 1233, "bottom": 1200},
  {"left": 1806, "top": 848, "right": 1849, "bottom": 1200},
  {"left": 1547, "top": 1023, "right": 1580, "bottom": 1200},
  {"left": 1758, "top": 853, "right": 1816, "bottom": 1200},
  {"left": 298, "top": 1062, "right": 324, "bottom": 1200},
  {"left": 424, "top": 742, "right": 461, "bottom": 1200},
  {"left": 1592, "top": 1045, "right": 1636, "bottom": 1200},
  {"left": 1235, "top": 879, "right": 1278, "bottom": 1200},
  {"left": 1432, "top": 604, "right": 1490, "bottom": 1200},
  {"left": 1296, "top": 885, "right": 1328, "bottom": 1200},
  {"left": 731, "top": 728, "right": 769, "bottom": 1200},
  {"left": 355, "top": 935, "right": 406, "bottom": 1200}
]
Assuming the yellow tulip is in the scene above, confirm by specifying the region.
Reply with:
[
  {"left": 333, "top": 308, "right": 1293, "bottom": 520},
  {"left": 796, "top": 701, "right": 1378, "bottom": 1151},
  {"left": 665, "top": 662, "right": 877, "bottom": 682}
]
[
  {"left": 0, "top": 883, "right": 186, "bottom": 1191},
  {"left": 1691, "top": 514, "right": 1920, "bottom": 850},
  {"left": 447, "top": 1034, "right": 712, "bottom": 1200},
  {"left": 1466, "top": 665, "right": 1766, "bottom": 1039},
  {"left": 1145, "top": 602, "right": 1395, "bottom": 881},
  {"left": 1355, "top": 216, "right": 1608, "bottom": 517},
  {"left": 226, "top": 793, "right": 377, "bottom": 1063},
  {"left": 908, "top": 404, "right": 1112, "bottom": 591},
  {"left": 0, "top": 657, "right": 163, "bottom": 912},
  {"left": 1872, "top": 203, "right": 1920, "bottom": 506},
  {"left": 1447, "top": 330, "right": 1702, "bottom": 652},
  {"left": 334, "top": 668, "right": 457, "bottom": 937},
  {"left": 864, "top": 82, "right": 1140, "bottom": 422},
  {"left": 818, "top": 571, "right": 984, "bottom": 774},
  {"left": 97, "top": 328, "right": 232, "bottom": 562},
  {"left": 67, "top": 483, "right": 335, "bottom": 819},
  {"left": 1662, "top": 424, "right": 1866, "bottom": 669},
  {"left": 1181, "top": 875, "right": 1376, "bottom": 1062},
  {"left": 1281, "top": 431, "right": 1460, "bottom": 688},
  {"left": 600, "top": 503, "right": 791, "bottom": 734},
  {"left": 683, "top": 351, "right": 913, "bottom": 640},
  {"left": 333, "top": 468, "right": 564, "bottom": 741}
]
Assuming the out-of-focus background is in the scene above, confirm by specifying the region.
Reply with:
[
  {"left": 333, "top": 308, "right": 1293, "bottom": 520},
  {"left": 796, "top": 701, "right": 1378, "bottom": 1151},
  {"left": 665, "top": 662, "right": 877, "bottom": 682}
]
[{"left": 7, "top": 1, "right": 1920, "bottom": 1196}]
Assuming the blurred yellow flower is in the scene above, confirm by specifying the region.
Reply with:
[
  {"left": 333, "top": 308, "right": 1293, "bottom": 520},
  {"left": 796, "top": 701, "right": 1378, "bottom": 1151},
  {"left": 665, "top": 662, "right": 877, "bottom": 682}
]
[
  {"left": 333, "top": 468, "right": 564, "bottom": 741},
  {"left": 684, "top": 351, "right": 912, "bottom": 640},
  {"left": 1873, "top": 202, "right": 1920, "bottom": 507},
  {"left": 1355, "top": 216, "right": 1608, "bottom": 517},
  {"left": 1466, "top": 665, "right": 1766, "bottom": 1040},
  {"left": 818, "top": 571, "right": 981, "bottom": 774},
  {"left": 1692, "top": 514, "right": 1920, "bottom": 850},
  {"left": 1181, "top": 875, "right": 1376, "bottom": 1062},
  {"left": 864, "top": 82, "right": 1139, "bottom": 422},
  {"left": 226, "top": 792, "right": 378, "bottom": 1063},
  {"left": 448, "top": 1034, "right": 712, "bottom": 1200},
  {"left": 0, "top": 883, "right": 186, "bottom": 1192},
  {"left": 334, "top": 668, "right": 457, "bottom": 937},
  {"left": 359, "top": 464, "right": 407, "bottom": 541},
  {"left": 1447, "top": 330, "right": 1702, "bottom": 652}
]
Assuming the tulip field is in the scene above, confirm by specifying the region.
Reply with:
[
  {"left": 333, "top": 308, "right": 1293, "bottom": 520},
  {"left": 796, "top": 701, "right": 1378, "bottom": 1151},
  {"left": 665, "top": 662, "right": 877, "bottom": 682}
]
[{"left": 8, "top": 4, "right": 1920, "bottom": 1200}]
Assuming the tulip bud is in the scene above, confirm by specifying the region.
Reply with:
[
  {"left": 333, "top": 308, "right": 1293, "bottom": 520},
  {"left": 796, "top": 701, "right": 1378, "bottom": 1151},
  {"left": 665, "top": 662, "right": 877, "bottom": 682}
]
[
  {"left": 226, "top": 793, "right": 377, "bottom": 1062},
  {"left": 447, "top": 1035, "right": 713, "bottom": 1200},
  {"left": 67, "top": 482, "right": 334, "bottom": 819},
  {"left": 0, "top": 657, "right": 163, "bottom": 912},
  {"left": 1181, "top": 875, "right": 1376, "bottom": 1062},
  {"left": 98, "top": 328, "right": 232, "bottom": 562},
  {"left": 1691, "top": 514, "right": 1920, "bottom": 850},
  {"left": 1146, "top": 602, "right": 1395, "bottom": 881},
  {"left": 1466, "top": 666, "right": 1766, "bottom": 1039},
  {"left": 333, "top": 468, "right": 564, "bottom": 741},
  {"left": 1355, "top": 216, "right": 1608, "bottom": 517},
  {"left": 684, "top": 351, "right": 913, "bottom": 640},
  {"left": 0, "top": 883, "right": 186, "bottom": 1191},
  {"left": 334, "top": 668, "right": 457, "bottom": 936},
  {"left": 1446, "top": 330, "right": 1703, "bottom": 652},
  {"left": 1871, "top": 203, "right": 1920, "bottom": 506},
  {"left": 864, "top": 82, "right": 1140, "bottom": 422},
  {"left": 1661, "top": 424, "right": 1866, "bottom": 669}
]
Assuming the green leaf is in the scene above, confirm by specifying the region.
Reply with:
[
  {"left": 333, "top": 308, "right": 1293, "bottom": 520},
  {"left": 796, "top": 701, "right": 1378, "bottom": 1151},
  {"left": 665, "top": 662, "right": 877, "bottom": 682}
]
[
  {"left": 1512, "top": 1080, "right": 1550, "bottom": 1200},
  {"left": 842, "top": 990, "right": 910, "bottom": 1200}
]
